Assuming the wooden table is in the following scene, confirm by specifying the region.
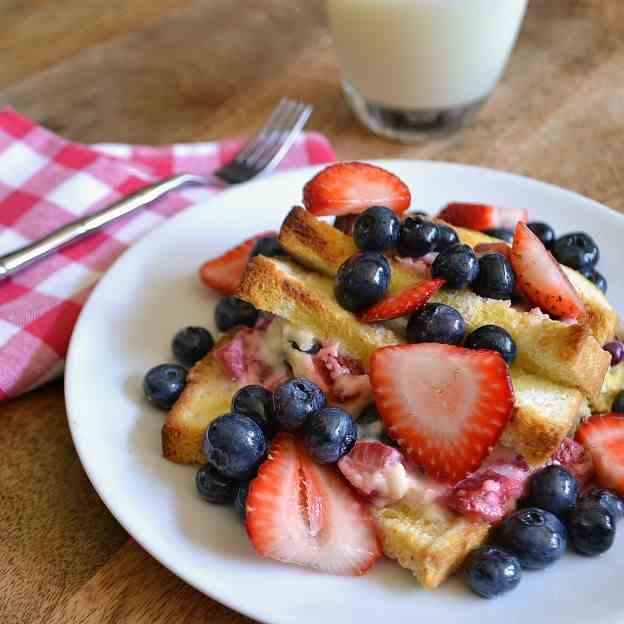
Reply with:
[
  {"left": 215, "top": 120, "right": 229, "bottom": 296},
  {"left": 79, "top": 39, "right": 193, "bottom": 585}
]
[{"left": 2, "top": 1, "right": 623, "bottom": 622}]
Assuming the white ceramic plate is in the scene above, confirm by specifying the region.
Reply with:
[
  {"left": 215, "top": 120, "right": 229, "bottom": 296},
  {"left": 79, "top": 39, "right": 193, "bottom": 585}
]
[{"left": 66, "top": 161, "right": 624, "bottom": 624}]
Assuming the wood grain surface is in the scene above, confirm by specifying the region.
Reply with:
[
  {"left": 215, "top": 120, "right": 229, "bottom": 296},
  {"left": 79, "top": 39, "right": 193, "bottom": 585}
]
[{"left": 1, "top": 1, "right": 624, "bottom": 622}]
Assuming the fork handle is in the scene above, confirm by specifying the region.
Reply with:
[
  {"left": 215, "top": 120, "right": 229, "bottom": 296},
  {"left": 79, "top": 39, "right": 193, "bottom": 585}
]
[{"left": 0, "top": 173, "right": 206, "bottom": 280}]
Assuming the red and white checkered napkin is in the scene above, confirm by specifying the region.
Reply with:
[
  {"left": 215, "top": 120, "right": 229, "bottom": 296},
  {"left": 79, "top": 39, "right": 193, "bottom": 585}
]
[{"left": 0, "top": 107, "right": 335, "bottom": 401}]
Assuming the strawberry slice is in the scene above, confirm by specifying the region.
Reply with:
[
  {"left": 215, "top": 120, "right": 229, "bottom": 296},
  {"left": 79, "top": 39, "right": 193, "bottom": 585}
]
[
  {"left": 199, "top": 231, "right": 276, "bottom": 295},
  {"left": 358, "top": 279, "right": 445, "bottom": 322},
  {"left": 576, "top": 414, "right": 624, "bottom": 496},
  {"left": 370, "top": 344, "right": 514, "bottom": 483},
  {"left": 510, "top": 222, "right": 585, "bottom": 319},
  {"left": 438, "top": 203, "right": 528, "bottom": 231},
  {"left": 246, "top": 432, "right": 381, "bottom": 575},
  {"left": 303, "top": 162, "right": 411, "bottom": 216}
]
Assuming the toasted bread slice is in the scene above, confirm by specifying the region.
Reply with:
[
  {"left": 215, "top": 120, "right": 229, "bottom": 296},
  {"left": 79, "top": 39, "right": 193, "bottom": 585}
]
[
  {"left": 162, "top": 334, "right": 242, "bottom": 464},
  {"left": 590, "top": 361, "right": 624, "bottom": 413},
  {"left": 279, "top": 207, "right": 610, "bottom": 396},
  {"left": 372, "top": 503, "right": 490, "bottom": 589}
]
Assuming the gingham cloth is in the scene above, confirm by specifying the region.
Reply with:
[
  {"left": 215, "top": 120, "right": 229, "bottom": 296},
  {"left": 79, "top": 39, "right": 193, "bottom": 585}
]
[{"left": 0, "top": 107, "right": 335, "bottom": 400}]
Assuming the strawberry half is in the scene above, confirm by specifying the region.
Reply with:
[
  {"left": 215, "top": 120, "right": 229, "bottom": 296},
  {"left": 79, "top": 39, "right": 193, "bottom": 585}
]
[
  {"left": 576, "top": 414, "right": 624, "bottom": 496},
  {"left": 199, "top": 231, "right": 276, "bottom": 295},
  {"left": 370, "top": 344, "right": 514, "bottom": 483},
  {"left": 510, "top": 222, "right": 585, "bottom": 319},
  {"left": 358, "top": 279, "right": 445, "bottom": 322},
  {"left": 438, "top": 202, "right": 528, "bottom": 231},
  {"left": 303, "top": 162, "right": 410, "bottom": 216},
  {"left": 246, "top": 432, "right": 381, "bottom": 575}
]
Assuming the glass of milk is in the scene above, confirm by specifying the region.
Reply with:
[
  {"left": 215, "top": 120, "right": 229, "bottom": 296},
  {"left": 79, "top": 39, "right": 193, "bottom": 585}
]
[{"left": 327, "top": 0, "right": 529, "bottom": 142}]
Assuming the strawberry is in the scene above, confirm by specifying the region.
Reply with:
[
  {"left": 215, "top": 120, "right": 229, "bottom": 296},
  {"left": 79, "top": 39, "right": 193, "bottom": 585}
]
[
  {"left": 370, "top": 344, "right": 514, "bottom": 483},
  {"left": 246, "top": 432, "right": 381, "bottom": 575},
  {"left": 303, "top": 162, "right": 411, "bottom": 216},
  {"left": 358, "top": 279, "right": 445, "bottom": 322},
  {"left": 510, "top": 222, "right": 585, "bottom": 319},
  {"left": 199, "top": 231, "right": 276, "bottom": 295},
  {"left": 438, "top": 202, "right": 528, "bottom": 231},
  {"left": 576, "top": 414, "right": 624, "bottom": 496}
]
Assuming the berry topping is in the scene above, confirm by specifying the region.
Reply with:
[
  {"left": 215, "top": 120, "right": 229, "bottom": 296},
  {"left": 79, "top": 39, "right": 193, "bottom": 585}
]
[
  {"left": 203, "top": 413, "right": 267, "bottom": 481},
  {"left": 431, "top": 244, "right": 479, "bottom": 288},
  {"left": 437, "top": 203, "right": 527, "bottom": 231},
  {"left": 397, "top": 217, "right": 440, "bottom": 258},
  {"left": 199, "top": 231, "right": 276, "bottom": 295},
  {"left": 436, "top": 223, "right": 460, "bottom": 251},
  {"left": 550, "top": 437, "right": 594, "bottom": 488},
  {"left": 334, "top": 214, "right": 359, "bottom": 236},
  {"left": 604, "top": 341, "right": 624, "bottom": 366},
  {"left": 464, "top": 325, "right": 517, "bottom": 366},
  {"left": 553, "top": 232, "right": 600, "bottom": 270},
  {"left": 510, "top": 223, "right": 586, "bottom": 319},
  {"left": 483, "top": 228, "right": 514, "bottom": 243},
  {"left": 143, "top": 363, "right": 187, "bottom": 410},
  {"left": 172, "top": 326, "right": 214, "bottom": 368},
  {"left": 231, "top": 385, "right": 277, "bottom": 438},
  {"left": 251, "top": 235, "right": 284, "bottom": 258},
  {"left": 406, "top": 302, "right": 465, "bottom": 346},
  {"left": 498, "top": 508, "right": 567, "bottom": 569},
  {"left": 214, "top": 296, "right": 259, "bottom": 333},
  {"left": 353, "top": 206, "right": 401, "bottom": 252},
  {"left": 370, "top": 343, "right": 514, "bottom": 482},
  {"left": 464, "top": 546, "right": 522, "bottom": 599},
  {"left": 580, "top": 266, "right": 607, "bottom": 293},
  {"left": 613, "top": 392, "right": 624, "bottom": 413},
  {"left": 472, "top": 252, "right": 516, "bottom": 300},
  {"left": 527, "top": 222, "right": 556, "bottom": 249},
  {"left": 304, "top": 407, "right": 357, "bottom": 464},
  {"left": 525, "top": 465, "right": 579, "bottom": 519},
  {"left": 358, "top": 279, "right": 445, "bottom": 322},
  {"left": 245, "top": 432, "right": 382, "bottom": 574},
  {"left": 273, "top": 378, "right": 327, "bottom": 431},
  {"left": 580, "top": 488, "right": 624, "bottom": 522},
  {"left": 334, "top": 252, "right": 390, "bottom": 313},
  {"left": 474, "top": 242, "right": 511, "bottom": 261},
  {"left": 576, "top": 414, "right": 624, "bottom": 496},
  {"left": 195, "top": 463, "right": 238, "bottom": 504},
  {"left": 234, "top": 482, "right": 250, "bottom": 521},
  {"left": 303, "top": 162, "right": 410, "bottom": 216},
  {"left": 568, "top": 502, "right": 615, "bottom": 556}
]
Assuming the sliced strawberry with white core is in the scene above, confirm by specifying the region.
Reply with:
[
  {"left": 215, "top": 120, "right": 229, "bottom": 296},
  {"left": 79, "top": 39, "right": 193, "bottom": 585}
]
[
  {"left": 246, "top": 432, "right": 381, "bottom": 575},
  {"left": 511, "top": 222, "right": 585, "bottom": 319},
  {"left": 199, "top": 231, "right": 276, "bottom": 295},
  {"left": 576, "top": 414, "right": 624, "bottom": 496},
  {"left": 303, "top": 162, "right": 411, "bottom": 216},
  {"left": 358, "top": 279, "right": 445, "bottom": 322},
  {"left": 438, "top": 203, "right": 528, "bottom": 231},
  {"left": 370, "top": 344, "right": 515, "bottom": 483}
]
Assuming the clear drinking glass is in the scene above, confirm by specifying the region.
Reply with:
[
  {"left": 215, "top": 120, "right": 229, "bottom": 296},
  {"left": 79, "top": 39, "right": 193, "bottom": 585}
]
[{"left": 327, "top": 0, "right": 529, "bottom": 142}]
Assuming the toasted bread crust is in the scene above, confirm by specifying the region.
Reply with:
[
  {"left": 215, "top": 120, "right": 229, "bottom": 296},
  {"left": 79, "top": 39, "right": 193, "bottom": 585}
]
[{"left": 279, "top": 207, "right": 610, "bottom": 396}]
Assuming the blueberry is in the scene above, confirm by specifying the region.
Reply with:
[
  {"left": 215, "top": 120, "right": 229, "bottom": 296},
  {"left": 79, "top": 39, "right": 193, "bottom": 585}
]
[
  {"left": 464, "top": 325, "right": 517, "bottom": 365},
  {"left": 334, "top": 252, "right": 390, "bottom": 313},
  {"left": 525, "top": 465, "right": 579, "bottom": 519},
  {"left": 398, "top": 217, "right": 439, "bottom": 258},
  {"left": 231, "top": 385, "right": 276, "bottom": 437},
  {"left": 234, "top": 482, "right": 250, "bottom": 521},
  {"left": 357, "top": 403, "right": 385, "bottom": 440},
  {"left": 304, "top": 407, "right": 357, "bottom": 464},
  {"left": 406, "top": 303, "right": 465, "bottom": 345},
  {"left": 527, "top": 222, "right": 556, "bottom": 249},
  {"left": 273, "top": 378, "right": 326, "bottom": 431},
  {"left": 612, "top": 391, "right": 624, "bottom": 413},
  {"left": 436, "top": 223, "right": 460, "bottom": 252},
  {"left": 604, "top": 341, "right": 624, "bottom": 366},
  {"left": 353, "top": 206, "right": 400, "bottom": 252},
  {"left": 464, "top": 546, "right": 522, "bottom": 599},
  {"left": 143, "top": 363, "right": 187, "bottom": 410},
  {"left": 203, "top": 413, "right": 267, "bottom": 481},
  {"left": 290, "top": 339, "right": 321, "bottom": 355},
  {"left": 472, "top": 253, "right": 516, "bottom": 300},
  {"left": 171, "top": 326, "right": 214, "bottom": 367},
  {"left": 580, "top": 266, "right": 607, "bottom": 293},
  {"left": 553, "top": 232, "right": 600, "bottom": 270},
  {"left": 483, "top": 228, "right": 514, "bottom": 243},
  {"left": 214, "top": 296, "right": 259, "bottom": 332},
  {"left": 251, "top": 235, "right": 284, "bottom": 258},
  {"left": 568, "top": 502, "right": 615, "bottom": 556},
  {"left": 195, "top": 463, "right": 238, "bottom": 504},
  {"left": 498, "top": 507, "right": 567, "bottom": 569},
  {"left": 431, "top": 244, "right": 479, "bottom": 289},
  {"left": 581, "top": 488, "right": 624, "bottom": 522}
]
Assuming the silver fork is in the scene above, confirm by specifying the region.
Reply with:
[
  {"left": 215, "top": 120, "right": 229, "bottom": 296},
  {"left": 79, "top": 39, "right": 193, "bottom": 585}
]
[{"left": 0, "top": 98, "right": 312, "bottom": 279}]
